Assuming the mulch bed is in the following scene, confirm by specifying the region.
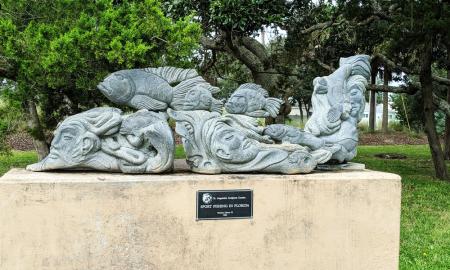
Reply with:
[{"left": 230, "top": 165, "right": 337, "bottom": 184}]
[
  {"left": 6, "top": 133, "right": 35, "bottom": 151},
  {"left": 6, "top": 130, "right": 429, "bottom": 151},
  {"left": 374, "top": 153, "right": 408, "bottom": 159},
  {"left": 359, "top": 132, "right": 428, "bottom": 145}
]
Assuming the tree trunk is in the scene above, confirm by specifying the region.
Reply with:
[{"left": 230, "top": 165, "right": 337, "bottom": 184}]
[
  {"left": 27, "top": 100, "right": 49, "bottom": 160},
  {"left": 444, "top": 45, "right": 450, "bottom": 159},
  {"left": 369, "top": 71, "right": 377, "bottom": 132},
  {"left": 382, "top": 69, "right": 389, "bottom": 132},
  {"left": 305, "top": 102, "right": 311, "bottom": 119},
  {"left": 298, "top": 98, "right": 304, "bottom": 124},
  {"left": 420, "top": 38, "right": 449, "bottom": 180}
]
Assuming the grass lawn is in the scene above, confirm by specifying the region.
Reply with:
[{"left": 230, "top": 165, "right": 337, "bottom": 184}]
[
  {"left": 0, "top": 145, "right": 449, "bottom": 269},
  {"left": 353, "top": 145, "right": 450, "bottom": 270}
]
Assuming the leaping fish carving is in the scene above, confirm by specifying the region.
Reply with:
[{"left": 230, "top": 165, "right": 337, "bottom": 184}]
[
  {"left": 224, "top": 83, "right": 283, "bottom": 118},
  {"left": 97, "top": 67, "right": 223, "bottom": 113}
]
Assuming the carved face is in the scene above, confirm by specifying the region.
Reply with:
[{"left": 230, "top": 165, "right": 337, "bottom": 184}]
[
  {"left": 211, "top": 124, "right": 258, "bottom": 163},
  {"left": 225, "top": 94, "right": 247, "bottom": 114},
  {"left": 349, "top": 87, "right": 363, "bottom": 117},
  {"left": 27, "top": 122, "right": 100, "bottom": 171},
  {"left": 97, "top": 71, "right": 135, "bottom": 104},
  {"left": 184, "top": 86, "right": 212, "bottom": 111}
]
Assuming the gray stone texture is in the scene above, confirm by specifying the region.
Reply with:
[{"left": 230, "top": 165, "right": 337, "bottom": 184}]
[
  {"left": 225, "top": 83, "right": 283, "bottom": 117},
  {"left": 167, "top": 109, "right": 331, "bottom": 174},
  {"left": 97, "top": 67, "right": 223, "bottom": 113},
  {"left": 27, "top": 108, "right": 174, "bottom": 173},
  {"left": 304, "top": 55, "right": 370, "bottom": 162},
  {"left": 28, "top": 56, "right": 370, "bottom": 174}
]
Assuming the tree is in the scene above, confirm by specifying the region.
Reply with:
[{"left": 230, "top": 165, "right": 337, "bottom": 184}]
[
  {"left": 0, "top": 0, "right": 201, "bottom": 159},
  {"left": 381, "top": 68, "right": 390, "bottom": 133},
  {"left": 165, "top": 0, "right": 299, "bottom": 123},
  {"left": 378, "top": 1, "right": 450, "bottom": 180}
]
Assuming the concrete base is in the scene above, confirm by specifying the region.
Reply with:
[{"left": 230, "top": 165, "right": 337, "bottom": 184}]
[{"left": 0, "top": 163, "right": 401, "bottom": 270}]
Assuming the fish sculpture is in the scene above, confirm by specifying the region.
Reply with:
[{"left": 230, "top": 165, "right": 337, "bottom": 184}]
[
  {"left": 26, "top": 108, "right": 174, "bottom": 173},
  {"left": 304, "top": 54, "right": 370, "bottom": 162},
  {"left": 168, "top": 109, "right": 318, "bottom": 174},
  {"left": 97, "top": 67, "right": 223, "bottom": 113},
  {"left": 224, "top": 83, "right": 283, "bottom": 118},
  {"left": 264, "top": 124, "right": 326, "bottom": 150}
]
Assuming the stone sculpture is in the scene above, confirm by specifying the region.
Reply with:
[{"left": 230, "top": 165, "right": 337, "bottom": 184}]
[
  {"left": 168, "top": 109, "right": 333, "bottom": 174},
  {"left": 98, "top": 67, "right": 223, "bottom": 113},
  {"left": 261, "top": 55, "right": 370, "bottom": 164},
  {"left": 27, "top": 108, "right": 174, "bottom": 173},
  {"left": 302, "top": 55, "right": 370, "bottom": 162},
  {"left": 225, "top": 83, "right": 283, "bottom": 117},
  {"left": 27, "top": 56, "right": 369, "bottom": 174}
]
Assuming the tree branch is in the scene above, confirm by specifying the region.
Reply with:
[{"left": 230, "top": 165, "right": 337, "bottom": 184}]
[
  {"left": 432, "top": 75, "right": 450, "bottom": 86},
  {"left": 315, "top": 58, "right": 335, "bottom": 72},
  {"left": 300, "top": 21, "right": 340, "bottom": 35},
  {"left": 199, "top": 50, "right": 217, "bottom": 74},
  {"left": 200, "top": 36, "right": 226, "bottom": 51},
  {"left": 371, "top": 53, "right": 450, "bottom": 86},
  {"left": 371, "top": 53, "right": 414, "bottom": 74},
  {"left": 366, "top": 83, "right": 420, "bottom": 94},
  {"left": 241, "top": 37, "right": 269, "bottom": 63},
  {"left": 224, "top": 33, "right": 264, "bottom": 72}
]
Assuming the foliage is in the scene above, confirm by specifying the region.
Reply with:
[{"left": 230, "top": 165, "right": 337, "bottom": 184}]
[
  {"left": 391, "top": 93, "right": 447, "bottom": 135},
  {"left": 211, "top": 54, "right": 253, "bottom": 99},
  {"left": 165, "top": 0, "right": 287, "bottom": 35},
  {"left": 434, "top": 110, "right": 446, "bottom": 136},
  {"left": 389, "top": 121, "right": 405, "bottom": 132},
  {"left": 391, "top": 93, "right": 424, "bottom": 132},
  {"left": 0, "top": 0, "right": 201, "bottom": 131},
  {"left": 0, "top": 83, "right": 25, "bottom": 155},
  {"left": 0, "top": 151, "right": 38, "bottom": 175}
]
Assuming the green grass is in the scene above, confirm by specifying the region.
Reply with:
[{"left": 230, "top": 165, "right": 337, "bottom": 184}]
[
  {"left": 354, "top": 145, "right": 450, "bottom": 270},
  {"left": 0, "top": 151, "right": 38, "bottom": 176},
  {"left": 1, "top": 145, "right": 449, "bottom": 269},
  {"left": 175, "top": 144, "right": 185, "bottom": 159}
]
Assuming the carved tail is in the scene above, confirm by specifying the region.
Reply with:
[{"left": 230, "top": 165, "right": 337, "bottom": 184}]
[
  {"left": 144, "top": 121, "right": 175, "bottom": 173},
  {"left": 264, "top": 97, "right": 283, "bottom": 118}
]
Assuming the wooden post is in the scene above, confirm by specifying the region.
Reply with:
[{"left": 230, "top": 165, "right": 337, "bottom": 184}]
[
  {"left": 382, "top": 68, "right": 389, "bottom": 133},
  {"left": 369, "top": 71, "right": 377, "bottom": 132}
]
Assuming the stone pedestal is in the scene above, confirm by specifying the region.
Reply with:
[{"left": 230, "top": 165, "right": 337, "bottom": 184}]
[{"left": 0, "top": 163, "right": 401, "bottom": 270}]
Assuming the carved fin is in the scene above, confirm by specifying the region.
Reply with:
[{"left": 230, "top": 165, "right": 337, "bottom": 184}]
[
  {"left": 171, "top": 76, "right": 220, "bottom": 110},
  {"left": 245, "top": 110, "right": 269, "bottom": 117},
  {"left": 237, "top": 83, "right": 268, "bottom": 97},
  {"left": 130, "top": 95, "right": 168, "bottom": 111},
  {"left": 142, "top": 67, "right": 198, "bottom": 84},
  {"left": 264, "top": 97, "right": 283, "bottom": 118},
  {"left": 210, "top": 98, "right": 223, "bottom": 114}
]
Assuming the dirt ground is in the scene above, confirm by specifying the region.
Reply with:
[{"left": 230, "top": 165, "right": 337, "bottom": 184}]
[
  {"left": 6, "top": 133, "right": 35, "bottom": 151},
  {"left": 6, "top": 130, "right": 429, "bottom": 151},
  {"left": 359, "top": 131, "right": 428, "bottom": 145}
]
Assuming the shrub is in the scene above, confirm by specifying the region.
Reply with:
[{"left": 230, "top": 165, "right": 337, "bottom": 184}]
[
  {"left": 389, "top": 121, "right": 405, "bottom": 132},
  {"left": 358, "top": 121, "right": 369, "bottom": 133}
]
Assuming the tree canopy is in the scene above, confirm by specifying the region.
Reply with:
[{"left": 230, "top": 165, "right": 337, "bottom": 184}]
[
  {"left": 0, "top": 0, "right": 201, "bottom": 122},
  {"left": 0, "top": 0, "right": 201, "bottom": 157}
]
